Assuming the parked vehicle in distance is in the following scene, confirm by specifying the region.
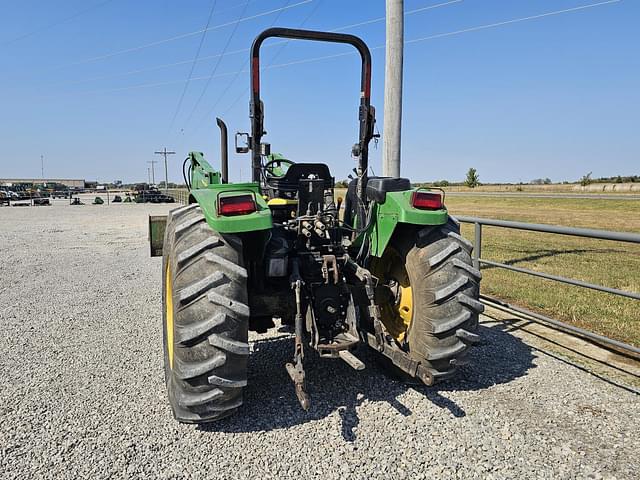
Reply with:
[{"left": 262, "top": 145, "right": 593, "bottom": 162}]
[
  {"left": 134, "top": 185, "right": 175, "bottom": 203},
  {"left": 32, "top": 197, "right": 50, "bottom": 206}
]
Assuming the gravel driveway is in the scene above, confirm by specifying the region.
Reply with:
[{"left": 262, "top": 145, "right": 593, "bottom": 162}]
[{"left": 1, "top": 203, "right": 638, "bottom": 479}]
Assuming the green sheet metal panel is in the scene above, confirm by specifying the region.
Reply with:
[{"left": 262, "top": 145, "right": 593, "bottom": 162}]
[
  {"left": 148, "top": 215, "right": 167, "bottom": 257},
  {"left": 369, "top": 189, "right": 448, "bottom": 257},
  {"left": 190, "top": 183, "right": 273, "bottom": 234}
]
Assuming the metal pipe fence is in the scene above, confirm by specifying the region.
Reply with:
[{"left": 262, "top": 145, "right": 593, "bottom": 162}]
[
  {"left": 456, "top": 215, "right": 640, "bottom": 357},
  {"left": 166, "top": 188, "right": 189, "bottom": 205}
]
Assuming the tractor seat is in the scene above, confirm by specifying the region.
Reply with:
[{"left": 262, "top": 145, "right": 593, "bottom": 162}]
[
  {"left": 268, "top": 163, "right": 334, "bottom": 192},
  {"left": 366, "top": 176, "right": 411, "bottom": 203}
]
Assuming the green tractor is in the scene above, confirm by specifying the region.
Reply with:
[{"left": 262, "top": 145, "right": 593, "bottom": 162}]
[{"left": 153, "top": 28, "right": 482, "bottom": 423}]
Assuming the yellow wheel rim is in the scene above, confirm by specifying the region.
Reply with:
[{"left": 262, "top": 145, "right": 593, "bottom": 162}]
[
  {"left": 165, "top": 263, "right": 174, "bottom": 370},
  {"left": 398, "top": 285, "right": 413, "bottom": 331},
  {"left": 371, "top": 248, "right": 413, "bottom": 342}
]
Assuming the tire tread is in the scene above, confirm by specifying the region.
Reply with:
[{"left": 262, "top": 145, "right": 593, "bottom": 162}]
[
  {"left": 402, "top": 218, "right": 482, "bottom": 382},
  {"left": 162, "top": 206, "right": 248, "bottom": 424}
]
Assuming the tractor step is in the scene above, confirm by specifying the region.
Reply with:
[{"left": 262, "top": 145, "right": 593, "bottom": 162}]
[{"left": 338, "top": 350, "right": 365, "bottom": 370}]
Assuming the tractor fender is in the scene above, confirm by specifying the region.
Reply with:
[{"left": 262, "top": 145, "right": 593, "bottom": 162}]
[
  {"left": 369, "top": 189, "right": 448, "bottom": 258},
  {"left": 189, "top": 184, "right": 273, "bottom": 234}
]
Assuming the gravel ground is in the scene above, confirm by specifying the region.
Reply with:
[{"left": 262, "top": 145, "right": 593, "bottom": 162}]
[{"left": 1, "top": 203, "right": 639, "bottom": 480}]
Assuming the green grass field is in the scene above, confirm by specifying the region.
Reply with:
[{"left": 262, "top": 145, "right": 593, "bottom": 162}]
[{"left": 445, "top": 196, "right": 640, "bottom": 347}]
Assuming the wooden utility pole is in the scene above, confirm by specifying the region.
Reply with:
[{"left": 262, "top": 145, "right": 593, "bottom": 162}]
[
  {"left": 155, "top": 148, "right": 176, "bottom": 193},
  {"left": 147, "top": 159, "right": 158, "bottom": 185},
  {"left": 383, "top": 0, "right": 404, "bottom": 178}
]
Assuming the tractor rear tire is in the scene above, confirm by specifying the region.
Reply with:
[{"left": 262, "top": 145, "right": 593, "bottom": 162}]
[
  {"left": 162, "top": 204, "right": 249, "bottom": 423},
  {"left": 379, "top": 217, "right": 484, "bottom": 383}
]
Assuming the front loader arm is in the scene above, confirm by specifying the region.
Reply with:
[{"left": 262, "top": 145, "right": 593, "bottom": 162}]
[{"left": 189, "top": 151, "right": 221, "bottom": 189}]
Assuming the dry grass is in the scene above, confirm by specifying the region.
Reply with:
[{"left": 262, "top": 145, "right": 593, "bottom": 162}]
[
  {"left": 440, "top": 183, "right": 640, "bottom": 193},
  {"left": 446, "top": 196, "right": 640, "bottom": 347}
]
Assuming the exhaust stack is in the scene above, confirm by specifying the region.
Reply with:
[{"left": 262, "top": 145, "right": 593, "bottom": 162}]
[{"left": 216, "top": 117, "right": 229, "bottom": 184}]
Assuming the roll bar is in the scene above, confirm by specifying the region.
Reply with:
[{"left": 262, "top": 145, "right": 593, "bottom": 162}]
[{"left": 249, "top": 27, "right": 376, "bottom": 203}]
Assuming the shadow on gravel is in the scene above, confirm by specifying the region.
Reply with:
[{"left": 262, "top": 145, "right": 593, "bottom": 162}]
[
  {"left": 481, "top": 247, "right": 618, "bottom": 269},
  {"left": 199, "top": 323, "right": 535, "bottom": 440}
]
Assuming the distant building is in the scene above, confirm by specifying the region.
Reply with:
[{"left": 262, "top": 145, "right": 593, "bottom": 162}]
[{"left": 0, "top": 178, "right": 86, "bottom": 189}]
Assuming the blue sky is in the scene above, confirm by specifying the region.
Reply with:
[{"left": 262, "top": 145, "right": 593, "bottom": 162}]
[{"left": 0, "top": 0, "right": 637, "bottom": 184}]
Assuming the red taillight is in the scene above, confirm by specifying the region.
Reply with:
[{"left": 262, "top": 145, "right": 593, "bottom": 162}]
[
  {"left": 218, "top": 194, "right": 256, "bottom": 216},
  {"left": 411, "top": 191, "right": 443, "bottom": 210}
]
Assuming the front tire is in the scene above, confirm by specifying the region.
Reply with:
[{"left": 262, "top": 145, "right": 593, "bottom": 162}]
[{"left": 162, "top": 204, "right": 249, "bottom": 423}]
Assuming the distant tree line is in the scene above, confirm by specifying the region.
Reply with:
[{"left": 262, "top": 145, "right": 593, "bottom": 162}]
[
  {"left": 586, "top": 174, "right": 640, "bottom": 184},
  {"left": 337, "top": 168, "right": 639, "bottom": 190},
  {"left": 577, "top": 172, "right": 640, "bottom": 187},
  {"left": 413, "top": 169, "right": 639, "bottom": 188},
  {"left": 531, "top": 178, "right": 552, "bottom": 185}
]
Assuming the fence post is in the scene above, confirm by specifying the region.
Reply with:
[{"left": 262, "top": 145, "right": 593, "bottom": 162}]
[{"left": 473, "top": 222, "right": 482, "bottom": 270}]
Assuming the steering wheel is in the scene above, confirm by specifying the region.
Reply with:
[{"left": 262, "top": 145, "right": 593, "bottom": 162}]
[{"left": 264, "top": 158, "right": 295, "bottom": 178}]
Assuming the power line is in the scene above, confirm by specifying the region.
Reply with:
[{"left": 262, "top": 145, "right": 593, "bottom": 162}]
[
  {"left": 56, "top": 0, "right": 622, "bottom": 98},
  {"left": 64, "top": 70, "right": 241, "bottom": 96},
  {"left": 210, "top": 0, "right": 258, "bottom": 15},
  {"left": 181, "top": 0, "right": 303, "bottom": 140},
  {"left": 177, "top": 0, "right": 325, "bottom": 160},
  {"left": 204, "top": 0, "right": 325, "bottom": 129},
  {"left": 59, "top": 0, "right": 458, "bottom": 87},
  {"left": 60, "top": 47, "right": 252, "bottom": 87},
  {"left": 55, "top": 0, "right": 313, "bottom": 69},
  {"left": 219, "top": 0, "right": 622, "bottom": 116},
  {"left": 405, "top": 0, "right": 622, "bottom": 46},
  {"left": 215, "top": 0, "right": 454, "bottom": 117},
  {"left": 67, "top": 51, "right": 353, "bottom": 97},
  {"left": 166, "top": 0, "right": 219, "bottom": 136},
  {"left": 217, "top": 51, "right": 356, "bottom": 118},
  {"left": 2, "top": 0, "right": 115, "bottom": 47},
  {"left": 177, "top": 0, "right": 253, "bottom": 132},
  {"left": 331, "top": 0, "right": 462, "bottom": 32}
]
